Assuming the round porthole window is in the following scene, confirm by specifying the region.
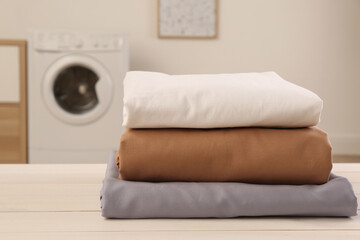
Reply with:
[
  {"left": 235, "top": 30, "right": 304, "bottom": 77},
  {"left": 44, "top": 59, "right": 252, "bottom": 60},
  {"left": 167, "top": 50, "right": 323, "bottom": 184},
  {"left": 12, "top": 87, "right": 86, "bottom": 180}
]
[
  {"left": 42, "top": 54, "right": 113, "bottom": 125},
  {"left": 53, "top": 66, "right": 99, "bottom": 114}
]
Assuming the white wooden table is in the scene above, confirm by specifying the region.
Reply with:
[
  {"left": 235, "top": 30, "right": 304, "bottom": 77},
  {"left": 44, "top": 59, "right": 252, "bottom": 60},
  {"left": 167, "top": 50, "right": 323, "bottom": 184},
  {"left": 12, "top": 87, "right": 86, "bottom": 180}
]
[{"left": 0, "top": 163, "right": 359, "bottom": 239}]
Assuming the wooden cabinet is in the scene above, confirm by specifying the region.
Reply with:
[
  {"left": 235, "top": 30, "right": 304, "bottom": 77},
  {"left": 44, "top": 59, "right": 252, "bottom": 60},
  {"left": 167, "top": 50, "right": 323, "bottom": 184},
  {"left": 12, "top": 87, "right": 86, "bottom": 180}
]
[{"left": 0, "top": 40, "right": 27, "bottom": 163}]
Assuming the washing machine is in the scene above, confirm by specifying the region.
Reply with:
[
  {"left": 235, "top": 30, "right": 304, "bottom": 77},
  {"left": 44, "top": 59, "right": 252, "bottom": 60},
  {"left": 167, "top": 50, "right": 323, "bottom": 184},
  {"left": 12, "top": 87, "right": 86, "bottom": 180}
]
[{"left": 28, "top": 29, "right": 129, "bottom": 163}]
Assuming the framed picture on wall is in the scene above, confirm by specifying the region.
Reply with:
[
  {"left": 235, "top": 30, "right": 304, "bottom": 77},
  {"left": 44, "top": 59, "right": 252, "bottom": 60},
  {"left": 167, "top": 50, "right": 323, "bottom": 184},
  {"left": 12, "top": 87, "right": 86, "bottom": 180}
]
[{"left": 158, "top": 0, "right": 218, "bottom": 39}]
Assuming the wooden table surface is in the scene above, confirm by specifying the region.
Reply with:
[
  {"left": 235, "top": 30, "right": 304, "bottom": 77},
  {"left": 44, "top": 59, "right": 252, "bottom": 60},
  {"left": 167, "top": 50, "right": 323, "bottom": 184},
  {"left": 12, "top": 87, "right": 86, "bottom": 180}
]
[{"left": 0, "top": 163, "right": 359, "bottom": 239}]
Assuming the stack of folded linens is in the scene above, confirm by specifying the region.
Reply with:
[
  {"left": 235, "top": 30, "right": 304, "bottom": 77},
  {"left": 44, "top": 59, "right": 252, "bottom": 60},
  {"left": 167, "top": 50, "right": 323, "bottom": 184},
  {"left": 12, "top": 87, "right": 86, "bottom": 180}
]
[{"left": 101, "top": 71, "right": 357, "bottom": 218}]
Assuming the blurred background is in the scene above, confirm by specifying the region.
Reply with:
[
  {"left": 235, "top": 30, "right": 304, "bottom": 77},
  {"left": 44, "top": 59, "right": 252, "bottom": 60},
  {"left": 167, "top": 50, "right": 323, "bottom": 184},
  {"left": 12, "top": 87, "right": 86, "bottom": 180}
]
[{"left": 0, "top": 0, "right": 359, "bottom": 163}]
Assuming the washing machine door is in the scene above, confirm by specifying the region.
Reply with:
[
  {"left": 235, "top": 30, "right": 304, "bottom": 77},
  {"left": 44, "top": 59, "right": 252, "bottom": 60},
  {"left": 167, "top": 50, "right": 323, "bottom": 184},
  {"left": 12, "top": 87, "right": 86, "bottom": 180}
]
[{"left": 42, "top": 54, "right": 113, "bottom": 125}]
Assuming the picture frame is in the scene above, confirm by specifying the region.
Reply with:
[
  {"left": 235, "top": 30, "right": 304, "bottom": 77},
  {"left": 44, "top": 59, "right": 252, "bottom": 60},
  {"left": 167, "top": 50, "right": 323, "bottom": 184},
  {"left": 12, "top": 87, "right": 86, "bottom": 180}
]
[{"left": 158, "top": 0, "right": 218, "bottom": 39}]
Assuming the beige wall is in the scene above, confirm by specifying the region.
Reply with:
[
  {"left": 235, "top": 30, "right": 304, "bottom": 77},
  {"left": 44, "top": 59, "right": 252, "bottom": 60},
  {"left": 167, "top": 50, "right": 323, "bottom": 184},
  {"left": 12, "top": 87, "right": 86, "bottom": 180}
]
[{"left": 1, "top": 0, "right": 359, "bottom": 154}]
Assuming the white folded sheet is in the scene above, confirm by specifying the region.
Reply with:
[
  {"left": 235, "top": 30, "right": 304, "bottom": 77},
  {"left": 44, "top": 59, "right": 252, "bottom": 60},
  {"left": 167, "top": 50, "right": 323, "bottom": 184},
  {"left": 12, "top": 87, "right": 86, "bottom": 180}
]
[{"left": 123, "top": 71, "right": 323, "bottom": 128}]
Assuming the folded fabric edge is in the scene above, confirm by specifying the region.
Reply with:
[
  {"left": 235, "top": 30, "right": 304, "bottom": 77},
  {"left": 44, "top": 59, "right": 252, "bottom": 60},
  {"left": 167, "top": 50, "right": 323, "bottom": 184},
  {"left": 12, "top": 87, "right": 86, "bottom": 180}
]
[{"left": 101, "top": 151, "right": 358, "bottom": 218}]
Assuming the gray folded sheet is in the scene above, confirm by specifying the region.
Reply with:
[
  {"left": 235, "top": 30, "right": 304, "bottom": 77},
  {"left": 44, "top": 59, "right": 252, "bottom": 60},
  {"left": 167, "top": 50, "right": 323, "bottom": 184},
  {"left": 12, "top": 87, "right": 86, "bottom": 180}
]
[{"left": 101, "top": 151, "right": 358, "bottom": 218}]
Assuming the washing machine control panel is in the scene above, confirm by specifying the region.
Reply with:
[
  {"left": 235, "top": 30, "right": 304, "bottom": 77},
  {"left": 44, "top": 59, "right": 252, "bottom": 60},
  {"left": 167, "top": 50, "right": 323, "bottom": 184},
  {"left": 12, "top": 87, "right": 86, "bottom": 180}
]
[{"left": 32, "top": 30, "right": 124, "bottom": 52}]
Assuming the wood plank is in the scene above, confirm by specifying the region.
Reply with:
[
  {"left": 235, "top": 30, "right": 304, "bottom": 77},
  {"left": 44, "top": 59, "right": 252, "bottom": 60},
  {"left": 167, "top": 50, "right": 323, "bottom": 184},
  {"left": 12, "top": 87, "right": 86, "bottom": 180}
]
[
  {"left": 333, "top": 155, "right": 360, "bottom": 163},
  {"left": 0, "top": 163, "right": 357, "bottom": 184},
  {"left": 0, "top": 231, "right": 359, "bottom": 240},
  {"left": 0, "top": 163, "right": 357, "bottom": 174},
  {"left": 0, "top": 169, "right": 358, "bottom": 185},
  {"left": 18, "top": 40, "right": 27, "bottom": 163},
  {"left": 0, "top": 164, "right": 106, "bottom": 184},
  {"left": 0, "top": 40, "right": 27, "bottom": 164},
  {"left": 351, "top": 183, "right": 360, "bottom": 194},
  {"left": 0, "top": 104, "right": 19, "bottom": 119},
  {"left": 0, "top": 135, "right": 20, "bottom": 163},
  {"left": 331, "top": 173, "right": 360, "bottom": 183},
  {"left": 0, "top": 136, "right": 19, "bottom": 152},
  {"left": 0, "top": 184, "right": 102, "bottom": 212},
  {"left": 0, "top": 40, "right": 26, "bottom": 47},
  {"left": 332, "top": 164, "right": 360, "bottom": 172},
  {"left": 0, "top": 105, "right": 20, "bottom": 143},
  {"left": 0, "top": 182, "right": 358, "bottom": 212},
  {"left": 0, "top": 119, "right": 20, "bottom": 136},
  {"left": 0, "top": 163, "right": 358, "bottom": 185},
  {"left": 0, "top": 212, "right": 359, "bottom": 233},
  {"left": 0, "top": 163, "right": 359, "bottom": 238},
  {"left": 0, "top": 163, "right": 358, "bottom": 212},
  {"left": 0, "top": 105, "right": 20, "bottom": 138},
  {"left": 0, "top": 151, "right": 20, "bottom": 163}
]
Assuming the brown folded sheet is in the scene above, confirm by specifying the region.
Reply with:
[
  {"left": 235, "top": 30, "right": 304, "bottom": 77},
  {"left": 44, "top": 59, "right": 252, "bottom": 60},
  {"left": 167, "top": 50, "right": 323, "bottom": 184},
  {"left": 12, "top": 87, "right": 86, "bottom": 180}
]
[{"left": 117, "top": 127, "right": 332, "bottom": 184}]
